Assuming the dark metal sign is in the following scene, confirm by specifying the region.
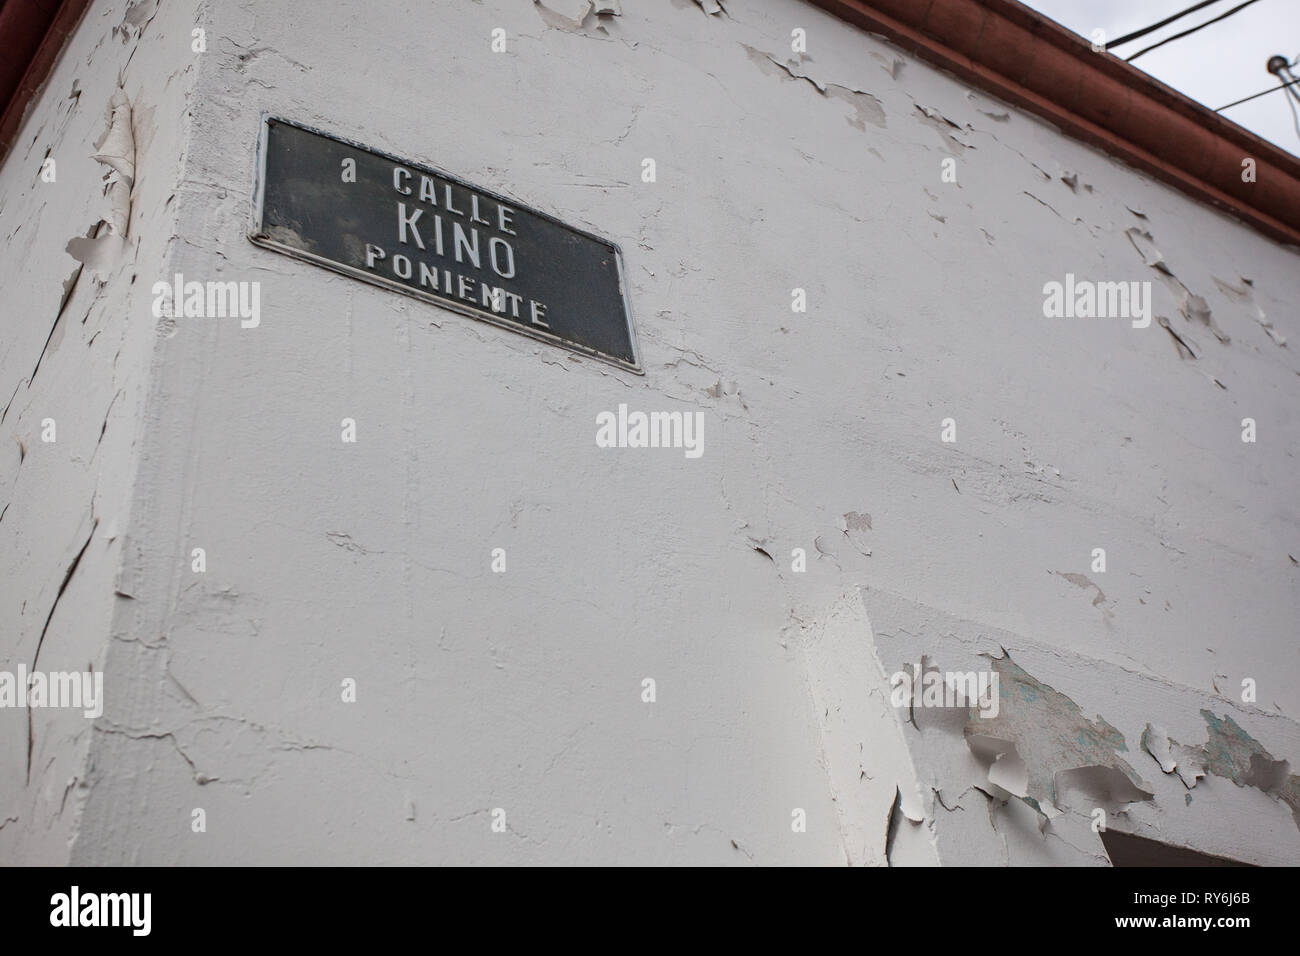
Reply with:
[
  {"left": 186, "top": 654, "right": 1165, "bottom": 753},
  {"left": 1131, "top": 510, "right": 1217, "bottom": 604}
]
[{"left": 250, "top": 118, "right": 641, "bottom": 372}]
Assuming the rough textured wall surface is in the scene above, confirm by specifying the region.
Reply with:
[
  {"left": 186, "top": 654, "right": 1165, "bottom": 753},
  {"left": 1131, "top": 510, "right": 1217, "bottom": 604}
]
[
  {"left": 0, "top": 0, "right": 202, "bottom": 864},
  {"left": 3, "top": 0, "right": 1297, "bottom": 865}
]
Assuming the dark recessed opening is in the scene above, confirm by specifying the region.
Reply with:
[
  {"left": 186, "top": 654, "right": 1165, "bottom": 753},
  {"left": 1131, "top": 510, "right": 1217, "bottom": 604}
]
[{"left": 1100, "top": 830, "right": 1254, "bottom": 867}]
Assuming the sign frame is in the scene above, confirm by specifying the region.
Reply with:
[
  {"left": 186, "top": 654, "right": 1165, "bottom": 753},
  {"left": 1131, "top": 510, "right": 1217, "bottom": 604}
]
[{"left": 248, "top": 115, "right": 643, "bottom": 374}]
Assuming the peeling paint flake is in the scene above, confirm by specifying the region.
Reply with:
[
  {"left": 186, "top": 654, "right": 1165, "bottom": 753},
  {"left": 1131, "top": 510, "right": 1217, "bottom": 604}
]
[
  {"left": 1214, "top": 275, "right": 1285, "bottom": 347},
  {"left": 1141, "top": 723, "right": 1207, "bottom": 789},
  {"left": 1142, "top": 714, "right": 1300, "bottom": 828},
  {"left": 740, "top": 45, "right": 886, "bottom": 130},
  {"left": 963, "top": 652, "right": 1153, "bottom": 821},
  {"left": 1126, "top": 227, "right": 1230, "bottom": 345},
  {"left": 1157, "top": 315, "right": 1199, "bottom": 360},
  {"left": 66, "top": 88, "right": 137, "bottom": 277},
  {"left": 534, "top": 1, "right": 603, "bottom": 33},
  {"left": 913, "top": 104, "right": 970, "bottom": 153},
  {"left": 1201, "top": 711, "right": 1300, "bottom": 827}
]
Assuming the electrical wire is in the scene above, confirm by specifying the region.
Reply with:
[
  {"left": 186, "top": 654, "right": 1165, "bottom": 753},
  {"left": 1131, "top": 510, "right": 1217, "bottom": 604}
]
[
  {"left": 1124, "top": 0, "right": 1263, "bottom": 62},
  {"left": 1284, "top": 84, "right": 1300, "bottom": 142},
  {"left": 1280, "top": 57, "right": 1300, "bottom": 143},
  {"left": 1105, "top": 0, "right": 1226, "bottom": 50},
  {"left": 1216, "top": 76, "right": 1300, "bottom": 111},
  {"left": 1215, "top": 54, "right": 1300, "bottom": 111}
]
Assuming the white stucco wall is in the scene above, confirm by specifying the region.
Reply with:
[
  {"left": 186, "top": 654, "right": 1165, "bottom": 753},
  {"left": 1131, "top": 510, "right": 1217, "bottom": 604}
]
[
  {"left": 0, "top": 0, "right": 203, "bottom": 863},
  {"left": 3, "top": 0, "right": 1298, "bottom": 865}
]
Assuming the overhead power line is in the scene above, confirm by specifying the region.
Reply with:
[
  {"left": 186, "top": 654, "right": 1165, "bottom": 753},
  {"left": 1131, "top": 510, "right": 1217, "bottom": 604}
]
[
  {"left": 1124, "top": 0, "right": 1264, "bottom": 63},
  {"left": 1105, "top": 0, "right": 1225, "bottom": 50},
  {"left": 1284, "top": 84, "right": 1300, "bottom": 142},
  {"left": 1214, "top": 74, "right": 1300, "bottom": 111}
]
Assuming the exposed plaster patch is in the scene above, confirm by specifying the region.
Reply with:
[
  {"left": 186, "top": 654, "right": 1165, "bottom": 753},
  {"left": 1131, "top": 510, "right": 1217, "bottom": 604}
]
[
  {"left": 1201, "top": 712, "right": 1300, "bottom": 827},
  {"left": 1051, "top": 570, "right": 1111, "bottom": 617},
  {"left": 963, "top": 652, "right": 1153, "bottom": 823},
  {"left": 841, "top": 511, "right": 871, "bottom": 532},
  {"left": 828, "top": 86, "right": 887, "bottom": 131},
  {"left": 1144, "top": 715, "right": 1300, "bottom": 829}
]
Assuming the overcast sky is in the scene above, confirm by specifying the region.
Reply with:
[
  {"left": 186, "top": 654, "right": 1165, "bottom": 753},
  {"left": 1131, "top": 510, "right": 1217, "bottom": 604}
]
[{"left": 1021, "top": 0, "right": 1300, "bottom": 157}]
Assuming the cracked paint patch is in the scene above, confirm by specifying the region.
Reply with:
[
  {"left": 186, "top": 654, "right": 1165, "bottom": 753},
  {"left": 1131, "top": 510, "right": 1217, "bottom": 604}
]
[
  {"left": 27, "top": 251, "right": 94, "bottom": 388},
  {"left": 533, "top": 0, "right": 617, "bottom": 33},
  {"left": 1141, "top": 723, "right": 1207, "bottom": 788},
  {"left": 912, "top": 104, "right": 970, "bottom": 153},
  {"left": 884, "top": 785, "right": 924, "bottom": 865},
  {"left": 1126, "top": 227, "right": 1230, "bottom": 346},
  {"left": 1204, "top": 713, "right": 1298, "bottom": 826},
  {"left": 963, "top": 652, "right": 1153, "bottom": 824},
  {"left": 1143, "top": 715, "right": 1300, "bottom": 829},
  {"left": 1214, "top": 275, "right": 1285, "bottom": 347},
  {"left": 28, "top": 513, "right": 99, "bottom": 783},
  {"left": 741, "top": 45, "right": 886, "bottom": 130},
  {"left": 1157, "top": 315, "right": 1199, "bottom": 360},
  {"left": 829, "top": 86, "right": 888, "bottom": 131}
]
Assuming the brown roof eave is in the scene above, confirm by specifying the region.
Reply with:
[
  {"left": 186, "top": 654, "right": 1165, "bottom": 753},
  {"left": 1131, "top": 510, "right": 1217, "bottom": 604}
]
[
  {"left": 0, "top": 0, "right": 92, "bottom": 170},
  {"left": 807, "top": 0, "right": 1300, "bottom": 247}
]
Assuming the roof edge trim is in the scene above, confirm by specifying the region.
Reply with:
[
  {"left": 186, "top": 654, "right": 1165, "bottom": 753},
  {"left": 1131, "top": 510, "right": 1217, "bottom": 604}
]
[
  {"left": 0, "top": 0, "right": 93, "bottom": 170},
  {"left": 807, "top": 0, "right": 1300, "bottom": 247}
]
